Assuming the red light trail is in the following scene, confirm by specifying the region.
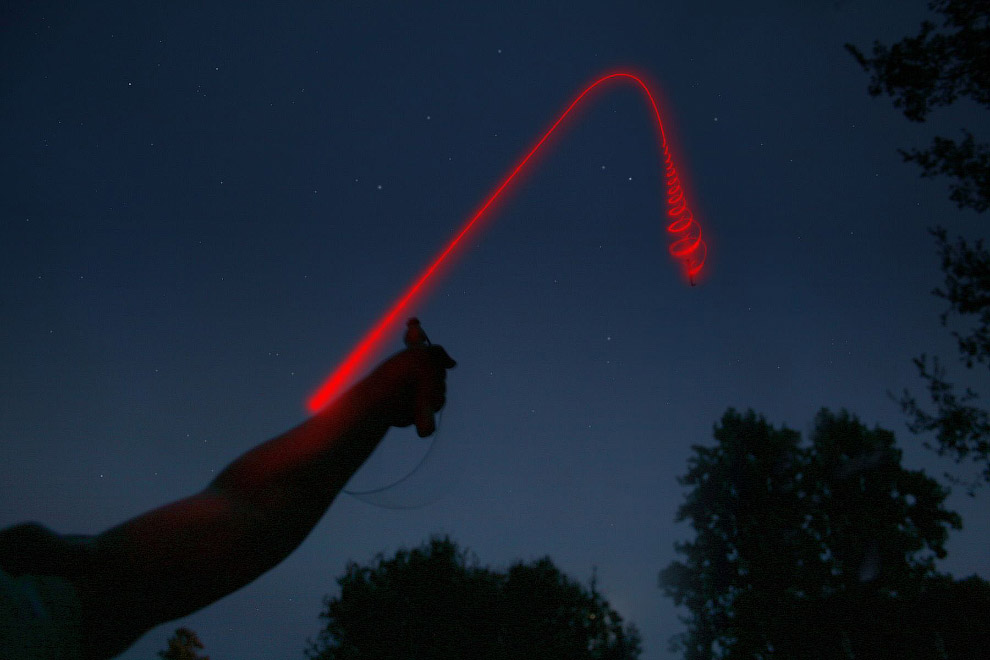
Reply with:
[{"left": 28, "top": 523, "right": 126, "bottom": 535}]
[{"left": 306, "top": 71, "right": 707, "bottom": 413}]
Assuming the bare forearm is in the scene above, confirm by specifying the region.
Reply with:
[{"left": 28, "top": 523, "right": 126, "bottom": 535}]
[
  {"left": 208, "top": 377, "right": 391, "bottom": 529},
  {"left": 87, "top": 379, "right": 392, "bottom": 629},
  {"left": 75, "top": 344, "right": 453, "bottom": 658}
]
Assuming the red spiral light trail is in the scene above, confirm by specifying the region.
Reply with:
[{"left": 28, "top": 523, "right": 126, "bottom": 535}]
[{"left": 306, "top": 71, "right": 707, "bottom": 413}]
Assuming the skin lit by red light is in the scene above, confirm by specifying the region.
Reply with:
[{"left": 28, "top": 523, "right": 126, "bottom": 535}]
[{"left": 306, "top": 71, "right": 707, "bottom": 413}]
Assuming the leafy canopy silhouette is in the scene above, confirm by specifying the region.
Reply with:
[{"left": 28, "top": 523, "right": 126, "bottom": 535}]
[
  {"left": 659, "top": 408, "right": 989, "bottom": 659},
  {"left": 306, "top": 535, "right": 642, "bottom": 660},
  {"left": 846, "top": 0, "right": 990, "bottom": 491}
]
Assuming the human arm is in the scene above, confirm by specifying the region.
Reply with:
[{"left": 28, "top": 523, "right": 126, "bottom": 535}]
[{"left": 70, "top": 344, "right": 455, "bottom": 659}]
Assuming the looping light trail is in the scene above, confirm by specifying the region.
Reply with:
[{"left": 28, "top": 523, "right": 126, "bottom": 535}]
[{"left": 307, "top": 71, "right": 707, "bottom": 413}]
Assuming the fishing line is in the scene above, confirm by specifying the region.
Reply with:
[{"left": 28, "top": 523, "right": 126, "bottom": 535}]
[{"left": 343, "top": 409, "right": 454, "bottom": 509}]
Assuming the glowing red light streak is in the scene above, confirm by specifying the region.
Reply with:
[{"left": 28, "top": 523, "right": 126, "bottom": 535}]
[{"left": 306, "top": 71, "right": 707, "bottom": 413}]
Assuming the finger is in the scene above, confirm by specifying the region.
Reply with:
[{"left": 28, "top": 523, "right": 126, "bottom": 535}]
[
  {"left": 414, "top": 387, "right": 446, "bottom": 436},
  {"left": 428, "top": 344, "right": 457, "bottom": 369},
  {"left": 414, "top": 405, "right": 436, "bottom": 437}
]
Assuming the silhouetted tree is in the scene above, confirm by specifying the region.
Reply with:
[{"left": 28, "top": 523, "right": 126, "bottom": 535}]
[
  {"left": 157, "top": 627, "right": 209, "bottom": 660},
  {"left": 845, "top": 1, "right": 990, "bottom": 491},
  {"left": 892, "top": 227, "right": 990, "bottom": 491},
  {"left": 306, "top": 536, "right": 641, "bottom": 660},
  {"left": 659, "top": 408, "right": 979, "bottom": 659},
  {"left": 845, "top": 0, "right": 989, "bottom": 213}
]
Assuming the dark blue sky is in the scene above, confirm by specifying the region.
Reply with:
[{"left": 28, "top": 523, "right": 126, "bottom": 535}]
[{"left": 2, "top": 1, "right": 987, "bottom": 658}]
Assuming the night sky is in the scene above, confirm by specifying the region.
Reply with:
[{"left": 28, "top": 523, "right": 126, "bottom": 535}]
[{"left": 2, "top": 1, "right": 988, "bottom": 658}]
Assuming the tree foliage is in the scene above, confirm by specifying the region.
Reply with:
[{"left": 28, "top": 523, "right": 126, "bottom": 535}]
[
  {"left": 659, "top": 408, "right": 986, "bottom": 659},
  {"left": 845, "top": 0, "right": 990, "bottom": 212},
  {"left": 305, "top": 536, "right": 641, "bottom": 660},
  {"left": 892, "top": 227, "right": 990, "bottom": 491},
  {"left": 157, "top": 627, "right": 210, "bottom": 660},
  {"left": 846, "top": 0, "right": 990, "bottom": 490}
]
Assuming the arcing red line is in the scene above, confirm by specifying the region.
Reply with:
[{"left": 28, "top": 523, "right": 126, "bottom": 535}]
[{"left": 306, "top": 71, "right": 707, "bottom": 412}]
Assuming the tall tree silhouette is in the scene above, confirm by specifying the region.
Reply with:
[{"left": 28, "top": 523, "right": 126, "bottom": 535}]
[
  {"left": 306, "top": 536, "right": 641, "bottom": 660},
  {"left": 659, "top": 408, "right": 977, "bottom": 659},
  {"left": 846, "top": 0, "right": 990, "bottom": 490}
]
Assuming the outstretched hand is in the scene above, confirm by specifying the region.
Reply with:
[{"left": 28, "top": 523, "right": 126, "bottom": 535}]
[{"left": 361, "top": 344, "right": 457, "bottom": 437}]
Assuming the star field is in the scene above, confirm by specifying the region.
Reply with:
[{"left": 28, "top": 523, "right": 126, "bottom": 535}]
[{"left": 2, "top": 2, "right": 988, "bottom": 659}]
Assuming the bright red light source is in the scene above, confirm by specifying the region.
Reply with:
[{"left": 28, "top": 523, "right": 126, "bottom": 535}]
[{"left": 306, "top": 71, "right": 707, "bottom": 413}]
